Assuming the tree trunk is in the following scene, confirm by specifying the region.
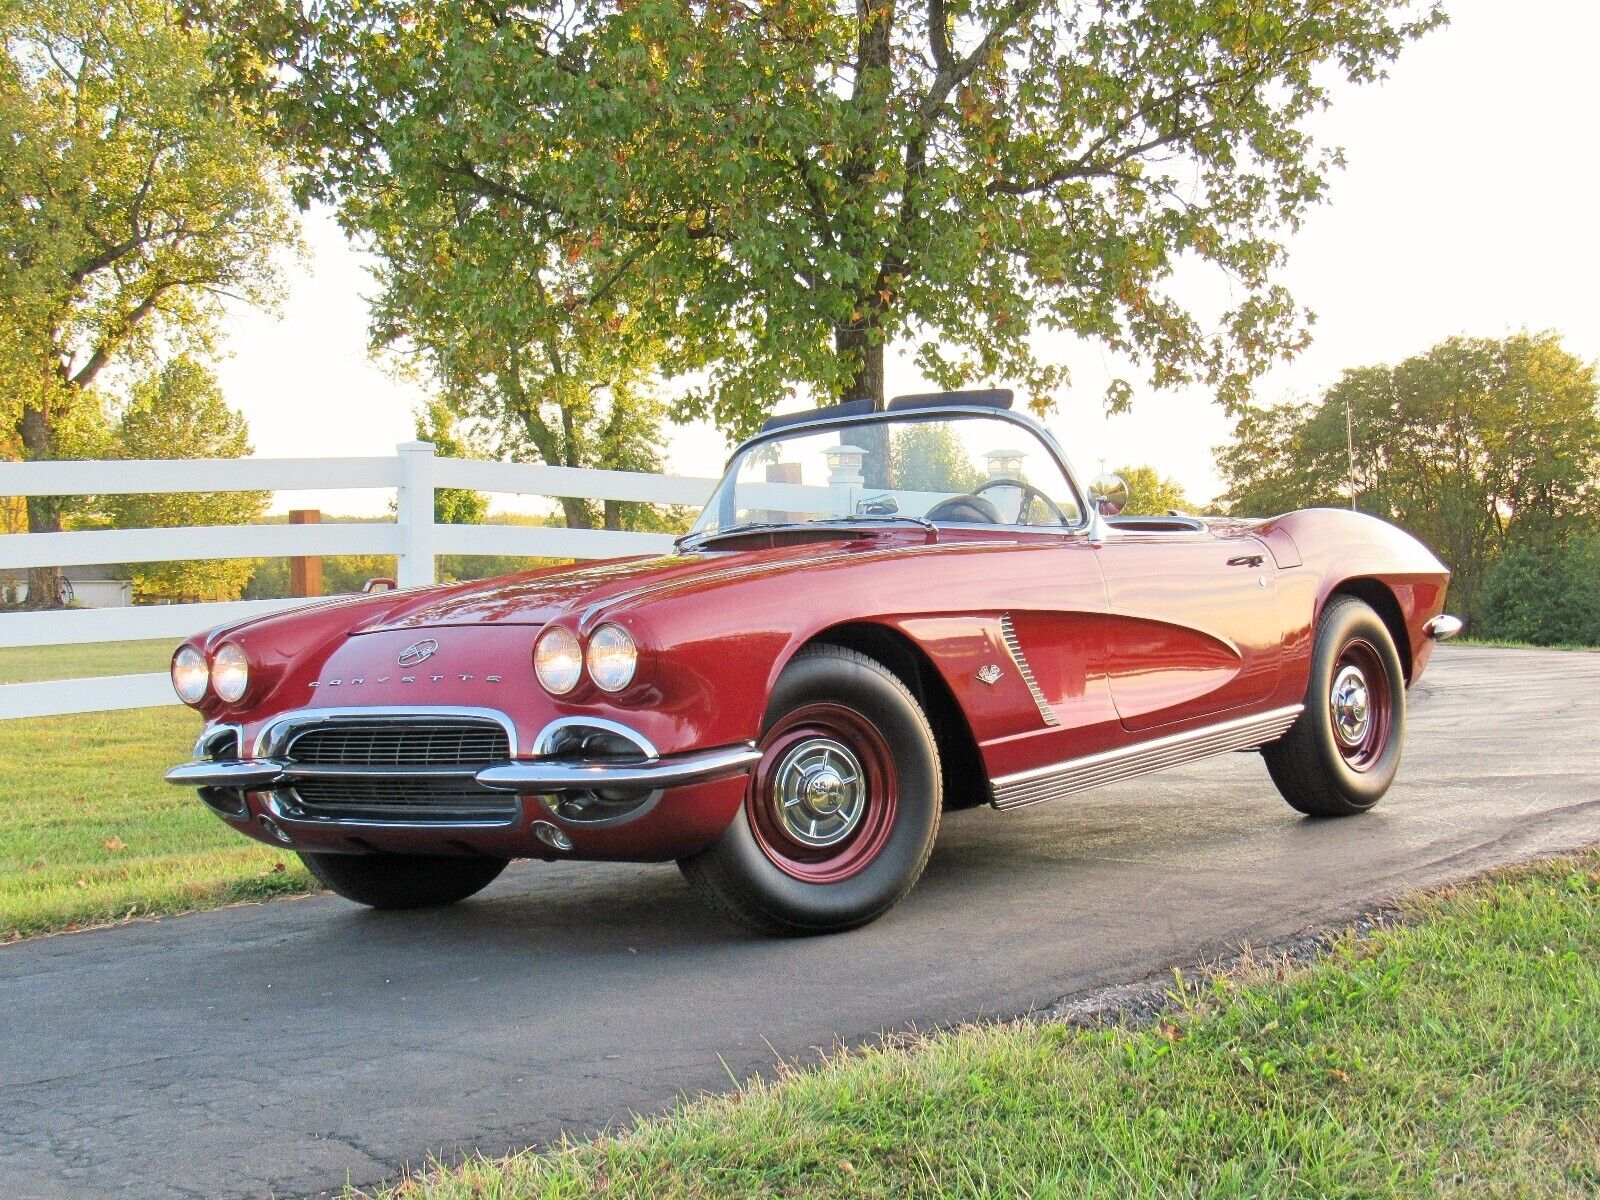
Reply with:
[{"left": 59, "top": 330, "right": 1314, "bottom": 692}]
[
  {"left": 17, "top": 403, "right": 67, "bottom": 610},
  {"left": 835, "top": 320, "right": 886, "bottom": 408},
  {"left": 559, "top": 495, "right": 595, "bottom": 530}
]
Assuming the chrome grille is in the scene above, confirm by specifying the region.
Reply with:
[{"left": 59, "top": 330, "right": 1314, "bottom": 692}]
[
  {"left": 288, "top": 776, "right": 517, "bottom": 824},
  {"left": 287, "top": 723, "right": 509, "bottom": 768},
  {"left": 279, "top": 718, "right": 515, "bottom": 824}
]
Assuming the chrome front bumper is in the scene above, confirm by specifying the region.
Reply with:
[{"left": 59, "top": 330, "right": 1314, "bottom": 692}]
[{"left": 165, "top": 742, "right": 763, "bottom": 794}]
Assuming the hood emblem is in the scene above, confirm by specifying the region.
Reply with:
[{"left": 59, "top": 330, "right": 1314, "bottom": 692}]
[
  {"left": 397, "top": 639, "right": 439, "bottom": 667},
  {"left": 976, "top": 663, "right": 1003, "bottom": 685}
]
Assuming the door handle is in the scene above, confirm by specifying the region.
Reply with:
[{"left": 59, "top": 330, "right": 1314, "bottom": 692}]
[{"left": 1227, "top": 554, "right": 1265, "bottom": 567}]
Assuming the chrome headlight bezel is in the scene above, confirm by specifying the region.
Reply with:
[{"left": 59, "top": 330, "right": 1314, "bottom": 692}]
[
  {"left": 211, "top": 642, "right": 251, "bottom": 704},
  {"left": 171, "top": 645, "right": 210, "bottom": 705},
  {"left": 534, "top": 625, "right": 584, "bottom": 695},
  {"left": 586, "top": 623, "right": 638, "bottom": 693}
]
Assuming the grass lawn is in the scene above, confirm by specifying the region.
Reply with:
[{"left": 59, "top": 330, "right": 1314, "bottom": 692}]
[
  {"left": 1458, "top": 637, "right": 1597, "bottom": 652},
  {"left": 0, "top": 637, "right": 182, "bottom": 684},
  {"left": 0, "top": 705, "right": 314, "bottom": 941},
  {"left": 366, "top": 852, "right": 1600, "bottom": 1199}
]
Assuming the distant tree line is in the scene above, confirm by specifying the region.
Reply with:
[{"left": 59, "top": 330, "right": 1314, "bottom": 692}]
[{"left": 1217, "top": 333, "right": 1600, "bottom": 644}]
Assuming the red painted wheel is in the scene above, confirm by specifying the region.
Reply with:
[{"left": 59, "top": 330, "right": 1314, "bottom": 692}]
[
  {"left": 1328, "top": 637, "right": 1392, "bottom": 772},
  {"left": 745, "top": 704, "right": 900, "bottom": 884},
  {"left": 678, "top": 645, "right": 942, "bottom": 934}
]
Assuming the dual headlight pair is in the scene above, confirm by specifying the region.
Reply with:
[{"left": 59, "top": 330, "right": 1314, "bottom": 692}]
[
  {"left": 171, "top": 643, "right": 249, "bottom": 705},
  {"left": 534, "top": 623, "right": 636, "bottom": 695}
]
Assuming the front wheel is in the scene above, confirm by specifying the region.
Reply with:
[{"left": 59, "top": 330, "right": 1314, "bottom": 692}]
[
  {"left": 1263, "top": 595, "right": 1406, "bottom": 817},
  {"left": 299, "top": 851, "right": 508, "bottom": 910},
  {"left": 679, "top": 645, "right": 941, "bottom": 935}
]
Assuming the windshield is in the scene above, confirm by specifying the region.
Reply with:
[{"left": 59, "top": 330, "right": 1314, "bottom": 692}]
[{"left": 690, "top": 412, "right": 1083, "bottom": 538}]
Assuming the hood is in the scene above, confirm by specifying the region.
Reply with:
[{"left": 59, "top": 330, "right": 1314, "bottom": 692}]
[{"left": 357, "top": 537, "right": 896, "bottom": 632}]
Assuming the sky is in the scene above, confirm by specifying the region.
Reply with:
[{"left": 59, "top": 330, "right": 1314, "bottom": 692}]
[{"left": 212, "top": 0, "right": 1600, "bottom": 516}]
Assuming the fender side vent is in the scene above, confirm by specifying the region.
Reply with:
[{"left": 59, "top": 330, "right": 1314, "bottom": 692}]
[{"left": 999, "top": 613, "right": 1060, "bottom": 728}]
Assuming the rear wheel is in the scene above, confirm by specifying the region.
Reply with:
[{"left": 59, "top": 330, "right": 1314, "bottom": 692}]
[
  {"left": 299, "top": 851, "right": 508, "bottom": 910},
  {"left": 1263, "top": 595, "right": 1406, "bottom": 817},
  {"left": 679, "top": 645, "right": 941, "bottom": 935}
]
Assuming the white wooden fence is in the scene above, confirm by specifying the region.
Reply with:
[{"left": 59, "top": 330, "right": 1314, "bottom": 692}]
[{"left": 0, "top": 443, "right": 717, "bottom": 720}]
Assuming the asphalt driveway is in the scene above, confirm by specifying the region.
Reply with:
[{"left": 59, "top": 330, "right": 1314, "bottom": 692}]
[{"left": 2, "top": 645, "right": 1597, "bottom": 1200}]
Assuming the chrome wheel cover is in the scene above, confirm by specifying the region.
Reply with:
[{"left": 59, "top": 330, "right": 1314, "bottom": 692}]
[
  {"left": 1330, "top": 664, "right": 1371, "bottom": 746},
  {"left": 771, "top": 737, "right": 866, "bottom": 849}
]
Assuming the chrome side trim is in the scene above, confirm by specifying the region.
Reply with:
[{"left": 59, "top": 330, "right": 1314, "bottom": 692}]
[
  {"left": 999, "top": 613, "right": 1060, "bottom": 728},
  {"left": 1425, "top": 614, "right": 1463, "bottom": 641},
  {"left": 990, "top": 704, "right": 1304, "bottom": 811},
  {"left": 476, "top": 743, "right": 762, "bottom": 793}
]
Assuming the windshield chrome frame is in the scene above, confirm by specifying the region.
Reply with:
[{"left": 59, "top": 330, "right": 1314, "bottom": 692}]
[{"left": 691, "top": 404, "right": 1094, "bottom": 542}]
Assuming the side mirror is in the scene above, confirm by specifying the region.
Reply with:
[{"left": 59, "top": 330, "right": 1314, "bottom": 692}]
[{"left": 1087, "top": 473, "right": 1130, "bottom": 517}]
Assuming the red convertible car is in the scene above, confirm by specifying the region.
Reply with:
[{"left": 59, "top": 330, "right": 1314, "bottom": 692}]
[{"left": 167, "top": 390, "right": 1459, "bottom": 933}]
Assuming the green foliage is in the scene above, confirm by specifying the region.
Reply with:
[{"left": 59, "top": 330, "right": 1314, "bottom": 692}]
[
  {"left": 243, "top": 553, "right": 397, "bottom": 601},
  {"left": 1218, "top": 333, "right": 1600, "bottom": 616},
  {"left": 1, "top": 0, "right": 296, "bottom": 609},
  {"left": 1474, "top": 537, "right": 1600, "bottom": 648},
  {"left": 1114, "top": 463, "right": 1193, "bottom": 515},
  {"left": 105, "top": 356, "right": 268, "bottom": 601},
  {"left": 209, "top": 0, "right": 1441, "bottom": 433},
  {"left": 0, "top": 0, "right": 295, "bottom": 454},
  {"left": 891, "top": 422, "right": 984, "bottom": 494}
]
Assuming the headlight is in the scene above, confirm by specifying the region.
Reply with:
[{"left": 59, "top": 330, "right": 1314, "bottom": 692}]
[
  {"left": 586, "top": 623, "right": 637, "bottom": 692},
  {"left": 534, "top": 626, "right": 583, "bottom": 694},
  {"left": 171, "top": 646, "right": 210, "bottom": 705},
  {"left": 211, "top": 643, "right": 250, "bottom": 703}
]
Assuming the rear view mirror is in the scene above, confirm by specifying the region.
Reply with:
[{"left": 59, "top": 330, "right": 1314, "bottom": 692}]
[{"left": 1087, "top": 473, "right": 1130, "bottom": 517}]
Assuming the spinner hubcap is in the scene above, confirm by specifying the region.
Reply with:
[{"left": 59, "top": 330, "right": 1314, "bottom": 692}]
[
  {"left": 772, "top": 737, "right": 866, "bottom": 848},
  {"left": 1327, "top": 638, "right": 1391, "bottom": 772},
  {"left": 1330, "top": 664, "right": 1370, "bottom": 745}
]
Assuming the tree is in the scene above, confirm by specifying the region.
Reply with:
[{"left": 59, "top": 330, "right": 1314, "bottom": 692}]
[
  {"left": 891, "top": 422, "right": 984, "bottom": 493},
  {"left": 363, "top": 183, "right": 676, "bottom": 529},
  {"left": 1217, "top": 333, "right": 1600, "bottom": 615},
  {"left": 106, "top": 356, "right": 269, "bottom": 601},
  {"left": 1474, "top": 537, "right": 1600, "bottom": 648},
  {"left": 210, "top": 0, "right": 1441, "bottom": 436},
  {"left": 1, "top": 0, "right": 296, "bottom": 605},
  {"left": 1113, "top": 464, "right": 1192, "bottom": 516}
]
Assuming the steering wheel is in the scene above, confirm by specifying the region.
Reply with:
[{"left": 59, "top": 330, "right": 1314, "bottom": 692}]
[{"left": 972, "top": 479, "right": 1071, "bottom": 528}]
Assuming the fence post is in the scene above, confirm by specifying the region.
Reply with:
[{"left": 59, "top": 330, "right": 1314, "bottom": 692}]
[
  {"left": 396, "top": 441, "right": 437, "bottom": 587},
  {"left": 288, "top": 509, "right": 323, "bottom": 596}
]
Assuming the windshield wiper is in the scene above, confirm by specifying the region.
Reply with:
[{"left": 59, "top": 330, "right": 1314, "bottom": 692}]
[{"left": 835, "top": 513, "right": 938, "bottom": 535}]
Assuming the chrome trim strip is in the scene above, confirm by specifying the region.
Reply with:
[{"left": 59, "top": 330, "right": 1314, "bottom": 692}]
[
  {"left": 1000, "top": 613, "right": 1060, "bottom": 728},
  {"left": 990, "top": 704, "right": 1304, "bottom": 811},
  {"left": 192, "top": 723, "right": 243, "bottom": 760},
  {"left": 1425, "top": 614, "right": 1463, "bottom": 641},
  {"left": 475, "top": 743, "right": 762, "bottom": 793},
  {"left": 532, "top": 716, "right": 660, "bottom": 759}
]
